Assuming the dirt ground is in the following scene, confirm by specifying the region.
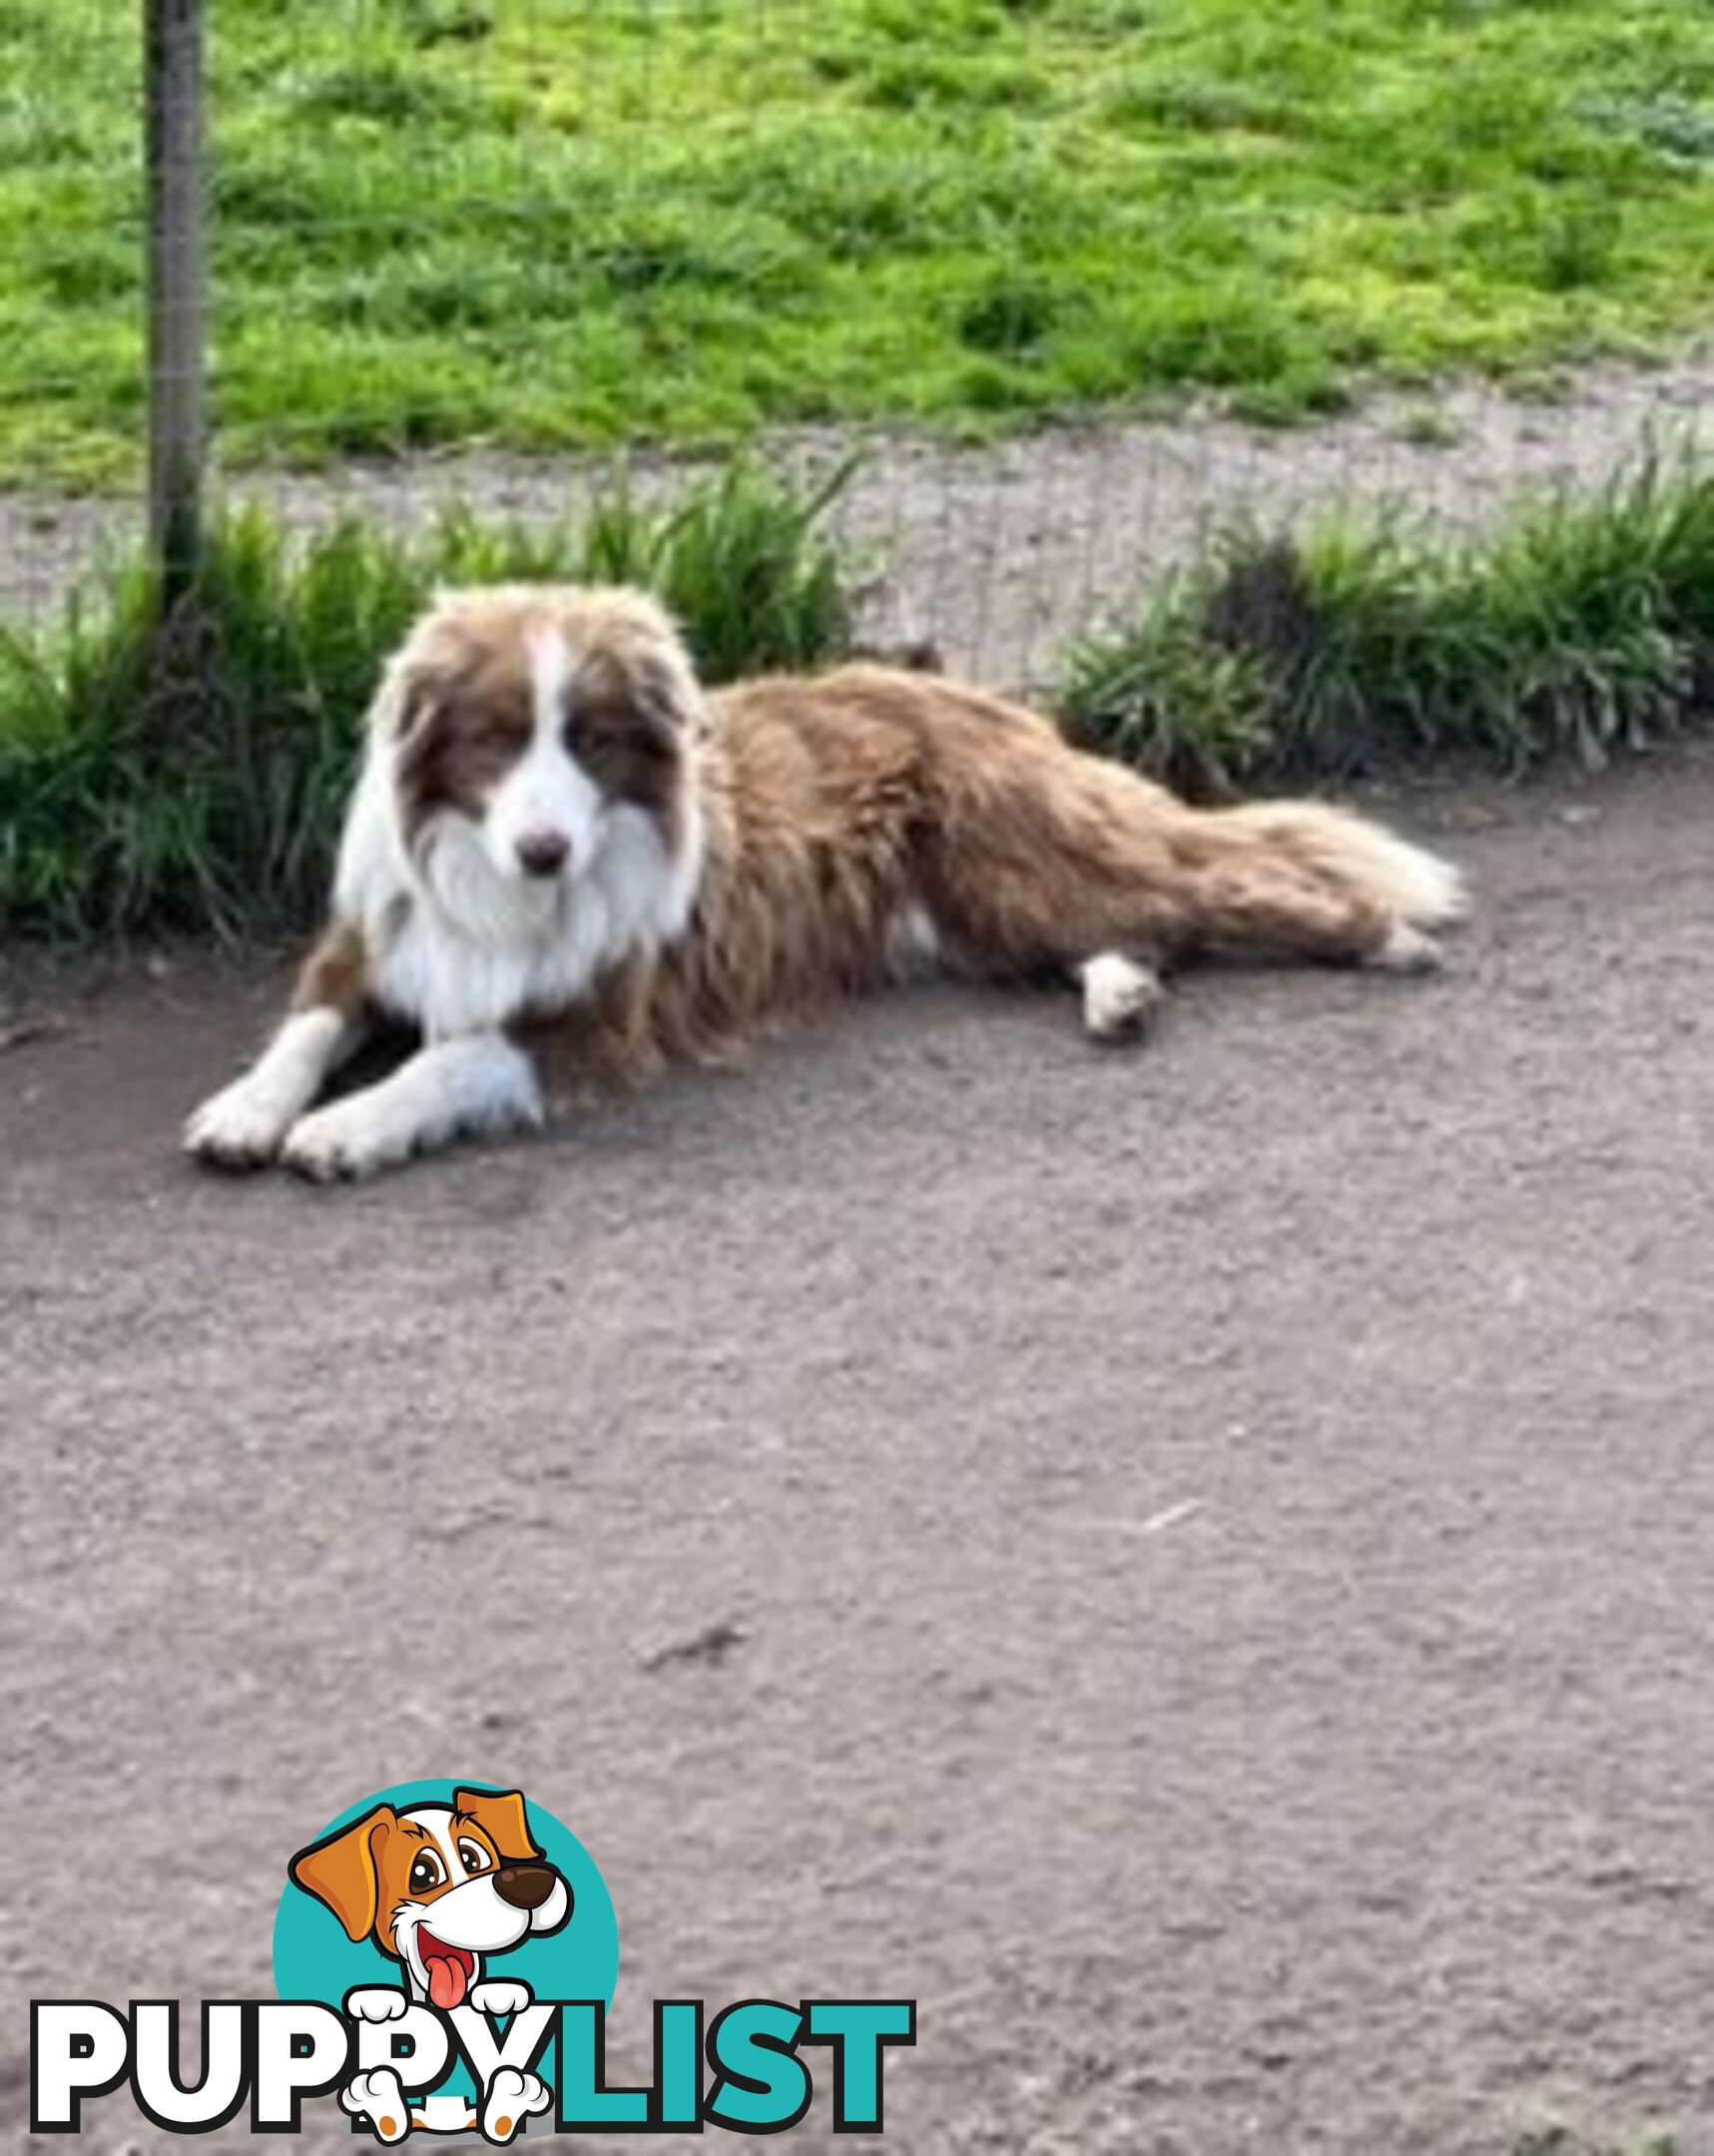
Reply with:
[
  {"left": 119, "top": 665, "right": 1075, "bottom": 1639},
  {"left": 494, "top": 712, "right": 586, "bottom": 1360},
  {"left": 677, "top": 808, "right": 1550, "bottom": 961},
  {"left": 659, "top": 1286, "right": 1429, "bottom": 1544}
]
[
  {"left": 7, "top": 743, "right": 1714, "bottom": 2153},
  {"left": 4, "top": 352, "right": 1711, "bottom": 687}
]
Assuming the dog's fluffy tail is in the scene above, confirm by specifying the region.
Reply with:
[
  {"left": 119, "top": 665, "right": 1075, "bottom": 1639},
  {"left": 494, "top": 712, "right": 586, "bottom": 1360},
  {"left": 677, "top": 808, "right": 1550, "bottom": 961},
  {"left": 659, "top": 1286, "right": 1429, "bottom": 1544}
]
[{"left": 1216, "top": 798, "right": 1467, "bottom": 930}]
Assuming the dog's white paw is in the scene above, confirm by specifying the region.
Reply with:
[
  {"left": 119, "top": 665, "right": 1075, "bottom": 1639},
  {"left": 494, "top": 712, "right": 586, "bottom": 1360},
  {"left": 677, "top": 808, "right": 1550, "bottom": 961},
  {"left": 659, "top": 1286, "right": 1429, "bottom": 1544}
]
[
  {"left": 1080, "top": 952, "right": 1162, "bottom": 1042},
  {"left": 282, "top": 1094, "right": 409, "bottom": 1184},
  {"left": 482, "top": 2065, "right": 551, "bottom": 2145},
  {"left": 183, "top": 1073, "right": 296, "bottom": 1171},
  {"left": 469, "top": 1979, "right": 533, "bottom": 2018},
  {"left": 1368, "top": 921, "right": 1443, "bottom": 975},
  {"left": 340, "top": 2067, "right": 411, "bottom": 2143},
  {"left": 344, "top": 1987, "right": 410, "bottom": 2023}
]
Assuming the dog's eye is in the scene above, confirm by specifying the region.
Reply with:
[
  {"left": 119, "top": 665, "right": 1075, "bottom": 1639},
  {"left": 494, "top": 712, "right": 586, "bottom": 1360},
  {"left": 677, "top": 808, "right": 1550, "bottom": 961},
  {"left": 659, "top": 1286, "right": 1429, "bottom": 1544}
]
[
  {"left": 458, "top": 1840, "right": 491, "bottom": 1876},
  {"left": 408, "top": 1851, "right": 445, "bottom": 1894}
]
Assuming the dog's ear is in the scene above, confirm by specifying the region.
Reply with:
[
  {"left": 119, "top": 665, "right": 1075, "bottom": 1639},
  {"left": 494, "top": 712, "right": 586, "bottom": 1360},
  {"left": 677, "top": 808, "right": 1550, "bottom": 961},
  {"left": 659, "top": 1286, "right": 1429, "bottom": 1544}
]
[
  {"left": 574, "top": 643, "right": 699, "bottom": 761},
  {"left": 453, "top": 1787, "right": 540, "bottom": 1865},
  {"left": 392, "top": 664, "right": 444, "bottom": 747},
  {"left": 288, "top": 1805, "right": 395, "bottom": 1942},
  {"left": 628, "top": 639, "right": 702, "bottom": 742}
]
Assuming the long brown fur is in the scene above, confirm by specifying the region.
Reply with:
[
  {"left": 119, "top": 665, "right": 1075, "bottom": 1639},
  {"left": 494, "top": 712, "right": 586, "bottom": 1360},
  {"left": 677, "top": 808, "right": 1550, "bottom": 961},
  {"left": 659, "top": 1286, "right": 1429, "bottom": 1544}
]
[
  {"left": 189, "top": 586, "right": 1462, "bottom": 1178},
  {"left": 524, "top": 654, "right": 1453, "bottom": 1088}
]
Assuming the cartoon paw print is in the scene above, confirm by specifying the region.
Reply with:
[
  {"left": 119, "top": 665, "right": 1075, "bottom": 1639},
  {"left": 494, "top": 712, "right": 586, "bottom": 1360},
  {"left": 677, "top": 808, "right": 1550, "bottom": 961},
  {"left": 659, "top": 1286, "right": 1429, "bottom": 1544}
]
[
  {"left": 483, "top": 2065, "right": 552, "bottom": 2145},
  {"left": 340, "top": 2067, "right": 412, "bottom": 2145},
  {"left": 469, "top": 1978, "right": 534, "bottom": 2017}
]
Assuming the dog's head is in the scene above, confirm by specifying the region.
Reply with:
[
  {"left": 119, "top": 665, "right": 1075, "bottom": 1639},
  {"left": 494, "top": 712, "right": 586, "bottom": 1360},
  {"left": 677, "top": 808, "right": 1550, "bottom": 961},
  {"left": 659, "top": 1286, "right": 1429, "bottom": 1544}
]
[
  {"left": 288, "top": 1787, "right": 571, "bottom": 2010},
  {"left": 375, "top": 583, "right": 704, "bottom": 911}
]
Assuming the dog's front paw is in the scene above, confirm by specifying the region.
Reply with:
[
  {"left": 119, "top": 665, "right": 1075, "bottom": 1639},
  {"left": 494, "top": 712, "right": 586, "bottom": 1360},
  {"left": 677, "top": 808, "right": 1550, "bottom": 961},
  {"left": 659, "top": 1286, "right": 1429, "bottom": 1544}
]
[
  {"left": 184, "top": 1073, "right": 295, "bottom": 1171},
  {"left": 344, "top": 1986, "right": 410, "bottom": 2023},
  {"left": 482, "top": 2066, "right": 551, "bottom": 2145},
  {"left": 340, "top": 2067, "right": 411, "bottom": 2143},
  {"left": 282, "top": 1095, "right": 408, "bottom": 1184},
  {"left": 469, "top": 1979, "right": 533, "bottom": 2017}
]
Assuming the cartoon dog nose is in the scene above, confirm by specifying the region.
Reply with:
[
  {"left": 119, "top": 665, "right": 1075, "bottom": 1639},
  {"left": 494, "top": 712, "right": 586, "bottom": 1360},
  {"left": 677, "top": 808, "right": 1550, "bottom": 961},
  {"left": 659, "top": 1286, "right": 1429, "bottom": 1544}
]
[
  {"left": 515, "top": 830, "right": 570, "bottom": 878},
  {"left": 493, "top": 1862, "right": 559, "bottom": 1911}
]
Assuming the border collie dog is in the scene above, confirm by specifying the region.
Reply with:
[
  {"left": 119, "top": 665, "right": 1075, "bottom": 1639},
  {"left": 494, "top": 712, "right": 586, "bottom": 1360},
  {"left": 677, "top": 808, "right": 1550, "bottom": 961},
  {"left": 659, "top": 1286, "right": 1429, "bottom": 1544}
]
[{"left": 186, "top": 585, "right": 1463, "bottom": 1181}]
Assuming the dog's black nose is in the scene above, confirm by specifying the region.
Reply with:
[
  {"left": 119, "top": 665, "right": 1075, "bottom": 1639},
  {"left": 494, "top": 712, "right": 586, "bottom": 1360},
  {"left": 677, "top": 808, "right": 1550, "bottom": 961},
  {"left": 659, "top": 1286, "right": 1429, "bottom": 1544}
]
[
  {"left": 494, "top": 1862, "right": 560, "bottom": 1911},
  {"left": 515, "top": 830, "right": 570, "bottom": 878}
]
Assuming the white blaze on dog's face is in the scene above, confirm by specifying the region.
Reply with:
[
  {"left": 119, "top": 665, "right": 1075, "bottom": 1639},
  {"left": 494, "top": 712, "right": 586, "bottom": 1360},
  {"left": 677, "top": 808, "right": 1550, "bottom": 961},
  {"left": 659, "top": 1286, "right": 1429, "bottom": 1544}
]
[
  {"left": 480, "top": 630, "right": 602, "bottom": 885},
  {"left": 386, "top": 586, "right": 700, "bottom": 923},
  {"left": 288, "top": 1787, "right": 572, "bottom": 2011}
]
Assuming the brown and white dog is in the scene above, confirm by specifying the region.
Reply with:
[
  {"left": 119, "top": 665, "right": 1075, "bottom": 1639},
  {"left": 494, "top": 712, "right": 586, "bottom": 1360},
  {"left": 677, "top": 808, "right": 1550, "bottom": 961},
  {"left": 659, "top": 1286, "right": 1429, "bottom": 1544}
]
[
  {"left": 288, "top": 1788, "right": 569, "bottom": 2141},
  {"left": 186, "top": 584, "right": 1464, "bottom": 1180}
]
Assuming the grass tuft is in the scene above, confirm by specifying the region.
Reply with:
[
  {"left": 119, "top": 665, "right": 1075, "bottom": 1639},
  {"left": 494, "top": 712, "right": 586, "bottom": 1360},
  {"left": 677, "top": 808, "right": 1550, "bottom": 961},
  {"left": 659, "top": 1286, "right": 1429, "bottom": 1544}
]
[
  {"left": 580, "top": 456, "right": 859, "bottom": 686},
  {"left": 0, "top": 457, "right": 857, "bottom": 942},
  {"left": 7, "top": 0, "right": 1714, "bottom": 478},
  {"left": 1062, "top": 454, "right": 1714, "bottom": 796}
]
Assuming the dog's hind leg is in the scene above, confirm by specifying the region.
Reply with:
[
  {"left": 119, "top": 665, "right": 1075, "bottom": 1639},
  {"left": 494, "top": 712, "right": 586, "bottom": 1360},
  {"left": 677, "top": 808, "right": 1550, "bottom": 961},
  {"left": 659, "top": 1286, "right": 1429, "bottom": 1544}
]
[
  {"left": 1197, "top": 799, "right": 1464, "bottom": 966},
  {"left": 922, "top": 728, "right": 1383, "bottom": 979},
  {"left": 1366, "top": 920, "right": 1445, "bottom": 973},
  {"left": 1186, "top": 856, "right": 1400, "bottom": 967},
  {"left": 921, "top": 714, "right": 1461, "bottom": 986},
  {"left": 1077, "top": 951, "right": 1164, "bottom": 1042}
]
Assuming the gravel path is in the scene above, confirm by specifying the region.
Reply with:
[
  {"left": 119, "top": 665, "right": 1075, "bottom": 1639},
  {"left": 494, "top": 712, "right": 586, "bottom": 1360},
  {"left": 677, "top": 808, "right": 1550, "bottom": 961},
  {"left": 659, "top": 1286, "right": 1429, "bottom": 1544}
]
[
  {"left": 7, "top": 746, "right": 1714, "bottom": 2152},
  {"left": 4, "top": 354, "right": 1711, "bottom": 687}
]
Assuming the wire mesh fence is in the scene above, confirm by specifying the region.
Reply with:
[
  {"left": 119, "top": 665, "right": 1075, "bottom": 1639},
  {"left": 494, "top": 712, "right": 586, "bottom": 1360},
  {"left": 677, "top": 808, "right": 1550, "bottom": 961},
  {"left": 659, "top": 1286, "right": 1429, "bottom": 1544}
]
[{"left": 2, "top": 0, "right": 1711, "bottom": 687}]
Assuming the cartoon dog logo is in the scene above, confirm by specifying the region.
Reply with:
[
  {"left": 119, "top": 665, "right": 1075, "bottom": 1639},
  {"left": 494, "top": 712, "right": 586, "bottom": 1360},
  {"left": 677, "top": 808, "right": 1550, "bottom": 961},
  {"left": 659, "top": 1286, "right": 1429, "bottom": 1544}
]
[{"left": 288, "top": 1786, "right": 571, "bottom": 2141}]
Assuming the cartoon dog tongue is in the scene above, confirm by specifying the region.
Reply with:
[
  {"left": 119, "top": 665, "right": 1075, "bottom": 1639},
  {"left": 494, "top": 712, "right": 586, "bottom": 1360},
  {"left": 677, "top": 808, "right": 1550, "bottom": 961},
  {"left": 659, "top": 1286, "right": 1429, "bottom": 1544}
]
[{"left": 425, "top": 1953, "right": 468, "bottom": 2010}]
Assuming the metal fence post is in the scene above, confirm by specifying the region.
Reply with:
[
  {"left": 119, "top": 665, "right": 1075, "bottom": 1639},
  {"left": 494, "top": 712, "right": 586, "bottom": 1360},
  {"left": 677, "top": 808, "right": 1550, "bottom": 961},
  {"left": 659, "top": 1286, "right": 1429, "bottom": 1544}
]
[{"left": 144, "top": 0, "right": 206, "bottom": 593}]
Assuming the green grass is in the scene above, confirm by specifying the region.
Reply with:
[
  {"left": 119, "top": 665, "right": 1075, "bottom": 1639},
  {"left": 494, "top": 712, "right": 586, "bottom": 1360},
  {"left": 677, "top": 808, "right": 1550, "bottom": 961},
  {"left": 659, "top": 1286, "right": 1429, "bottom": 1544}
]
[
  {"left": 1061, "top": 454, "right": 1714, "bottom": 795},
  {"left": 5, "top": 0, "right": 1714, "bottom": 481},
  {"left": 0, "top": 458, "right": 858, "bottom": 939}
]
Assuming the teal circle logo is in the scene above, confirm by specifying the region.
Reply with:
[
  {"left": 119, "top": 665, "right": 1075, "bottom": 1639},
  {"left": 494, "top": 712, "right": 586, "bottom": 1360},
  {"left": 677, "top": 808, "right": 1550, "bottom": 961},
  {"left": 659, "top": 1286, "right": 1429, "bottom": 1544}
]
[
  {"left": 273, "top": 1779, "right": 618, "bottom": 2122},
  {"left": 274, "top": 1780, "right": 618, "bottom": 2008}
]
